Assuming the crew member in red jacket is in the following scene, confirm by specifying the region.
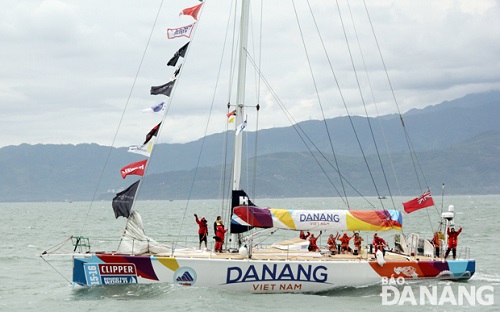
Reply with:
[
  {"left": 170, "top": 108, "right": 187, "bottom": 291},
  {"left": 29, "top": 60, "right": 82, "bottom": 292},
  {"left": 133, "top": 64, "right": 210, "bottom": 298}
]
[
  {"left": 194, "top": 214, "right": 208, "bottom": 250},
  {"left": 373, "top": 233, "right": 387, "bottom": 256},
  {"left": 444, "top": 226, "right": 463, "bottom": 259},
  {"left": 214, "top": 219, "right": 228, "bottom": 252},
  {"left": 308, "top": 232, "right": 322, "bottom": 251},
  {"left": 299, "top": 230, "right": 310, "bottom": 240}
]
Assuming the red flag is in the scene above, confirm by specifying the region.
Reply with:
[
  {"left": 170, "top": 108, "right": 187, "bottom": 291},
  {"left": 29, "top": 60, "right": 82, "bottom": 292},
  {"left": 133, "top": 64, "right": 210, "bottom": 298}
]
[
  {"left": 403, "top": 190, "right": 435, "bottom": 213},
  {"left": 180, "top": 3, "right": 203, "bottom": 20},
  {"left": 120, "top": 159, "right": 148, "bottom": 179},
  {"left": 227, "top": 109, "right": 236, "bottom": 118}
]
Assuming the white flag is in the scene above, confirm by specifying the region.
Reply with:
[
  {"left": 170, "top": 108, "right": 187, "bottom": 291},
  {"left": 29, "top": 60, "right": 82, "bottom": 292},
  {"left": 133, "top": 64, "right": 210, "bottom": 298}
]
[
  {"left": 142, "top": 102, "right": 165, "bottom": 113},
  {"left": 128, "top": 141, "right": 154, "bottom": 157},
  {"left": 236, "top": 118, "right": 247, "bottom": 136},
  {"left": 167, "top": 22, "right": 196, "bottom": 39}
]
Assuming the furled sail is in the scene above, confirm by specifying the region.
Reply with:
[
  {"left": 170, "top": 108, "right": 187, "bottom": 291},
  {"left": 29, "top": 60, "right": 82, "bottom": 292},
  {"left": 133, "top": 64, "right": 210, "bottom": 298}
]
[
  {"left": 232, "top": 206, "right": 402, "bottom": 232},
  {"left": 116, "top": 211, "right": 172, "bottom": 255}
]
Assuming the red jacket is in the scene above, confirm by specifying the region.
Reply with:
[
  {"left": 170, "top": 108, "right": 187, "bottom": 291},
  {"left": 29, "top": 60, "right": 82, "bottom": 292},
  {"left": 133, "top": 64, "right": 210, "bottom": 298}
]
[
  {"left": 373, "top": 236, "right": 386, "bottom": 249},
  {"left": 300, "top": 231, "right": 310, "bottom": 240},
  {"left": 447, "top": 227, "right": 462, "bottom": 249},
  {"left": 216, "top": 223, "right": 227, "bottom": 240},
  {"left": 195, "top": 217, "right": 208, "bottom": 235},
  {"left": 308, "top": 236, "right": 320, "bottom": 251}
]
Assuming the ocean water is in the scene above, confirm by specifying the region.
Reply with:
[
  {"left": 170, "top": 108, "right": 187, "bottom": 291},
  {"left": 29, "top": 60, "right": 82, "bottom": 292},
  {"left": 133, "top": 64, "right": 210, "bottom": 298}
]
[{"left": 1, "top": 195, "right": 499, "bottom": 311}]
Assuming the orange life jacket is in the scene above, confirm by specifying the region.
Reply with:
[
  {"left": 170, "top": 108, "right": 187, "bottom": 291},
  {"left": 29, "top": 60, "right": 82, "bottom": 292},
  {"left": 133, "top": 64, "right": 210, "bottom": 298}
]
[
  {"left": 340, "top": 235, "right": 351, "bottom": 248},
  {"left": 354, "top": 236, "right": 363, "bottom": 248}
]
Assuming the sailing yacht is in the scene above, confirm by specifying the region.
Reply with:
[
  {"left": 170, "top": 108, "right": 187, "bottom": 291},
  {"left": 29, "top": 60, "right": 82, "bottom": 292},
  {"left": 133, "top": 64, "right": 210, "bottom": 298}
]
[{"left": 42, "top": 0, "right": 475, "bottom": 293}]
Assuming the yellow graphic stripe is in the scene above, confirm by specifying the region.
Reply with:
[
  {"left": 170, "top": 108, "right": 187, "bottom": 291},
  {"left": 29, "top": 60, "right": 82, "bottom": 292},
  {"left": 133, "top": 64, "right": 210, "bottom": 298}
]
[
  {"left": 157, "top": 257, "right": 180, "bottom": 271},
  {"left": 270, "top": 208, "right": 296, "bottom": 229}
]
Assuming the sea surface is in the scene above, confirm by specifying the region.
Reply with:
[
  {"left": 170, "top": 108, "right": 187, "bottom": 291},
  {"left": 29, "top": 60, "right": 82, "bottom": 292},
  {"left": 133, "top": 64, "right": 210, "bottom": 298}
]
[{"left": 1, "top": 195, "right": 499, "bottom": 311}]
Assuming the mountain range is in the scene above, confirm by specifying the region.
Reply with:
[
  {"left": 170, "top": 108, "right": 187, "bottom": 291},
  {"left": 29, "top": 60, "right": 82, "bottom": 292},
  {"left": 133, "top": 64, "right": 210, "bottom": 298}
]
[{"left": 1, "top": 90, "right": 499, "bottom": 202}]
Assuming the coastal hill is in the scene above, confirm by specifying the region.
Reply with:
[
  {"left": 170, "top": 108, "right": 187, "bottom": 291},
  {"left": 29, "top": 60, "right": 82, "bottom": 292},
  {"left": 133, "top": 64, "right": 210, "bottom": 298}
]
[{"left": 1, "top": 91, "right": 499, "bottom": 202}]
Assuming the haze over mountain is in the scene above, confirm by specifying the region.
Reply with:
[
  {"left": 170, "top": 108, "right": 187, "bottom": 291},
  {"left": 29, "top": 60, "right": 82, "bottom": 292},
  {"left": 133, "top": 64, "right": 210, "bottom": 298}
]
[{"left": 1, "top": 91, "right": 499, "bottom": 202}]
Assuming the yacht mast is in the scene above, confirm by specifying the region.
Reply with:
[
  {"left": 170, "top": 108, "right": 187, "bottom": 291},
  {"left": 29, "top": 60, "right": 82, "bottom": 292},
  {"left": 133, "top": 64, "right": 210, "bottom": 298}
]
[
  {"left": 233, "top": 0, "right": 250, "bottom": 191},
  {"left": 230, "top": 0, "right": 250, "bottom": 250}
]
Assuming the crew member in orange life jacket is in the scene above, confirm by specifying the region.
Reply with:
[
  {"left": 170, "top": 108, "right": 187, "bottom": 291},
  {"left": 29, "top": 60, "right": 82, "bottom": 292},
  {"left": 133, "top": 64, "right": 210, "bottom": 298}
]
[
  {"left": 353, "top": 232, "right": 363, "bottom": 254},
  {"left": 432, "top": 230, "right": 442, "bottom": 258},
  {"left": 339, "top": 232, "right": 353, "bottom": 254},
  {"left": 327, "top": 232, "right": 340, "bottom": 254}
]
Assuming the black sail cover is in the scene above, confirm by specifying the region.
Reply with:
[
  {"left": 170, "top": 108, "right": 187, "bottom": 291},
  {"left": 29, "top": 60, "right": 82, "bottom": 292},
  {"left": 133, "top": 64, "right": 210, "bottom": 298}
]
[
  {"left": 112, "top": 180, "right": 140, "bottom": 218},
  {"left": 230, "top": 189, "right": 256, "bottom": 233}
]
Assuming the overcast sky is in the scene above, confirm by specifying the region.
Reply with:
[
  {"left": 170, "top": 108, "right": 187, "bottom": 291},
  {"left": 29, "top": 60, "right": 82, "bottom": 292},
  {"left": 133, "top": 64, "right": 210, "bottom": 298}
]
[{"left": 1, "top": 0, "right": 499, "bottom": 148}]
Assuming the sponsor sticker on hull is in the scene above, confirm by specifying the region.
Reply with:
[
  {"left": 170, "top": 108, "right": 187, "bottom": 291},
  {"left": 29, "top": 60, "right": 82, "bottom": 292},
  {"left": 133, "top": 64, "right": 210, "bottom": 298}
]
[
  {"left": 226, "top": 263, "right": 329, "bottom": 292},
  {"left": 84, "top": 263, "right": 138, "bottom": 285},
  {"left": 173, "top": 267, "right": 197, "bottom": 286}
]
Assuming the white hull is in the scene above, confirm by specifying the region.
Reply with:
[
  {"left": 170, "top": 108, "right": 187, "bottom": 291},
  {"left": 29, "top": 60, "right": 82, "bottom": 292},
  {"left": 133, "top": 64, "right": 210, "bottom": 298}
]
[{"left": 73, "top": 251, "right": 475, "bottom": 293}]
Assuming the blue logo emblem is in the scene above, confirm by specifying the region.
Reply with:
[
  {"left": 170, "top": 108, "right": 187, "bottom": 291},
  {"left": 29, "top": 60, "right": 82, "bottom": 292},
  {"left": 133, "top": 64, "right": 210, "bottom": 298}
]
[{"left": 173, "top": 267, "right": 197, "bottom": 286}]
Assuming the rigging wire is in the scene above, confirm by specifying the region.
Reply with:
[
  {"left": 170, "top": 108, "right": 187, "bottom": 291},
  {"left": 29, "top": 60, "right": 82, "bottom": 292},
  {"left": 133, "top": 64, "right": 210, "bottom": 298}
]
[
  {"left": 176, "top": 0, "right": 236, "bottom": 237},
  {"left": 40, "top": 256, "right": 72, "bottom": 285},
  {"left": 77, "top": 0, "right": 165, "bottom": 237},
  {"left": 219, "top": 0, "right": 239, "bottom": 226},
  {"left": 362, "top": 0, "right": 436, "bottom": 230},
  {"left": 345, "top": 0, "right": 402, "bottom": 200},
  {"left": 251, "top": 0, "right": 264, "bottom": 199},
  {"left": 344, "top": 0, "right": 396, "bottom": 210},
  {"left": 362, "top": 0, "right": 427, "bottom": 191},
  {"left": 334, "top": 0, "right": 386, "bottom": 210},
  {"left": 293, "top": 0, "right": 350, "bottom": 208},
  {"left": 244, "top": 50, "right": 379, "bottom": 209},
  {"left": 304, "top": 0, "right": 352, "bottom": 209}
]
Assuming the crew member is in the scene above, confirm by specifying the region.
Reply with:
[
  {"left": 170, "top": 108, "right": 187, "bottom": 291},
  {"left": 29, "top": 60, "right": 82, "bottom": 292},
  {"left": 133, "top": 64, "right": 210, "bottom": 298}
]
[
  {"left": 373, "top": 233, "right": 387, "bottom": 256},
  {"left": 327, "top": 232, "right": 339, "bottom": 254},
  {"left": 444, "top": 226, "right": 462, "bottom": 259},
  {"left": 339, "top": 232, "right": 353, "bottom": 254},
  {"left": 299, "top": 230, "right": 310, "bottom": 240},
  {"left": 214, "top": 218, "right": 228, "bottom": 252},
  {"left": 308, "top": 232, "right": 322, "bottom": 252},
  {"left": 194, "top": 214, "right": 208, "bottom": 250},
  {"left": 353, "top": 232, "right": 364, "bottom": 255},
  {"left": 432, "top": 230, "right": 442, "bottom": 258},
  {"left": 214, "top": 216, "right": 221, "bottom": 234}
]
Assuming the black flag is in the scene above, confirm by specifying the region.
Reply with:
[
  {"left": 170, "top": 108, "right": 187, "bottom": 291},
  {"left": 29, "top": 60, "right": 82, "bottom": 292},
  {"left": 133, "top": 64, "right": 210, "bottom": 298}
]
[
  {"left": 174, "top": 64, "right": 182, "bottom": 78},
  {"left": 112, "top": 180, "right": 140, "bottom": 218},
  {"left": 167, "top": 42, "right": 189, "bottom": 66},
  {"left": 144, "top": 122, "right": 161, "bottom": 144},
  {"left": 150, "top": 80, "right": 175, "bottom": 96}
]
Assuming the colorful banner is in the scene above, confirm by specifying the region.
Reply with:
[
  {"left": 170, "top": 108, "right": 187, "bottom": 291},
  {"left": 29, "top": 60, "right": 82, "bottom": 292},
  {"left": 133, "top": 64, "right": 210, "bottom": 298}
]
[{"left": 232, "top": 206, "right": 402, "bottom": 232}]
